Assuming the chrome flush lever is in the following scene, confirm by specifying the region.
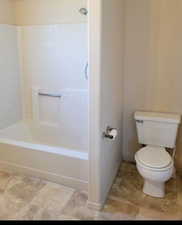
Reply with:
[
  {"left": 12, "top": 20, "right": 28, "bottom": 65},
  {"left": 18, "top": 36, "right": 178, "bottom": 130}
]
[{"left": 103, "top": 126, "right": 118, "bottom": 140}]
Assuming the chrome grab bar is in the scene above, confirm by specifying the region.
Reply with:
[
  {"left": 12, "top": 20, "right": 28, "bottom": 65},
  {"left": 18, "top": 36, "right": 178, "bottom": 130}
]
[
  {"left": 84, "top": 62, "right": 88, "bottom": 80},
  {"left": 38, "top": 92, "right": 62, "bottom": 98}
]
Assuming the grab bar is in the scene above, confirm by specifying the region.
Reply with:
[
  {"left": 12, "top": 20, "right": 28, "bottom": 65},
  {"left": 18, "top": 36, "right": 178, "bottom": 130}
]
[
  {"left": 38, "top": 92, "right": 62, "bottom": 98},
  {"left": 84, "top": 62, "right": 89, "bottom": 80}
]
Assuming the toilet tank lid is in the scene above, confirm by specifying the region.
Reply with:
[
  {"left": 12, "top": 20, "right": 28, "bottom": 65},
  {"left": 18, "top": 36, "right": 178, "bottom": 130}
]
[{"left": 135, "top": 111, "right": 181, "bottom": 124}]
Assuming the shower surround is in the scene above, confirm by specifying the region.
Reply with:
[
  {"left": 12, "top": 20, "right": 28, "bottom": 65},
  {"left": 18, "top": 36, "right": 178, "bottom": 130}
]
[{"left": 0, "top": 22, "right": 89, "bottom": 191}]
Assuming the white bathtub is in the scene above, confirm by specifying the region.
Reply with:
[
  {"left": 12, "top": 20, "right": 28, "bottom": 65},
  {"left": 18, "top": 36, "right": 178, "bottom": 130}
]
[{"left": 0, "top": 121, "right": 88, "bottom": 191}]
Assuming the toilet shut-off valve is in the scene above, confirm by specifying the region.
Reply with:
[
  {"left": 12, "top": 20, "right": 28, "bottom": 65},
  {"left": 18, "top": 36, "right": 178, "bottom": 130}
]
[{"left": 103, "top": 126, "right": 118, "bottom": 140}]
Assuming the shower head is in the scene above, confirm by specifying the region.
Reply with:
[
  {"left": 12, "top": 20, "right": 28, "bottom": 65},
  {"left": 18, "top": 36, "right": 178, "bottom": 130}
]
[{"left": 79, "top": 8, "right": 88, "bottom": 16}]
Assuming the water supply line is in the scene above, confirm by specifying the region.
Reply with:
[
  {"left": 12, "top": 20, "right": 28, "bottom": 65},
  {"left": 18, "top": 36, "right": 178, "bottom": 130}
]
[
  {"left": 172, "top": 146, "right": 177, "bottom": 178},
  {"left": 172, "top": 146, "right": 177, "bottom": 159}
]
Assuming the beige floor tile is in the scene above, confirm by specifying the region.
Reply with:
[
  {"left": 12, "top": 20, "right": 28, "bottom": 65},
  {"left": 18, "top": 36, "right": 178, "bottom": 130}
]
[
  {"left": 7, "top": 176, "right": 46, "bottom": 201},
  {"left": 103, "top": 198, "right": 139, "bottom": 219},
  {"left": 61, "top": 191, "right": 98, "bottom": 220},
  {"left": 0, "top": 161, "right": 181, "bottom": 221},
  {"left": 11, "top": 182, "right": 74, "bottom": 220},
  {"left": 136, "top": 207, "right": 182, "bottom": 221},
  {"left": 57, "top": 215, "right": 80, "bottom": 220},
  {"left": 0, "top": 175, "right": 46, "bottom": 219},
  {"left": 0, "top": 171, "right": 12, "bottom": 193},
  {"left": 95, "top": 211, "right": 136, "bottom": 221}
]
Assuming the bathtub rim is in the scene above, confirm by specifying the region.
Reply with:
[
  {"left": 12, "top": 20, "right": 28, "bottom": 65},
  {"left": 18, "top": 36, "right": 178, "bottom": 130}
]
[{"left": 0, "top": 137, "right": 88, "bottom": 160}]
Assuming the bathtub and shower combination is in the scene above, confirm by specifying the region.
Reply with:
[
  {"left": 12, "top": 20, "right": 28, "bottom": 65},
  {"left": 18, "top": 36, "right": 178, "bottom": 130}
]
[
  {"left": 0, "top": 20, "right": 89, "bottom": 191},
  {"left": 0, "top": 89, "right": 89, "bottom": 190}
]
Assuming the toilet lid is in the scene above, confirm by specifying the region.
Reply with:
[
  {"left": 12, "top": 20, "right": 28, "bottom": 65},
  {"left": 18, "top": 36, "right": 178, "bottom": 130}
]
[{"left": 135, "top": 146, "right": 172, "bottom": 168}]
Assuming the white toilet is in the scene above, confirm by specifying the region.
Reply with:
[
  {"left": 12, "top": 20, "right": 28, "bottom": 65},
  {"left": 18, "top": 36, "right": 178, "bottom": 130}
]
[{"left": 134, "top": 111, "right": 181, "bottom": 198}]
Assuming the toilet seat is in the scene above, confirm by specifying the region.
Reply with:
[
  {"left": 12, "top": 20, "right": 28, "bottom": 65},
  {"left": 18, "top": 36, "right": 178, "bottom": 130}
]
[{"left": 135, "top": 146, "right": 172, "bottom": 169}]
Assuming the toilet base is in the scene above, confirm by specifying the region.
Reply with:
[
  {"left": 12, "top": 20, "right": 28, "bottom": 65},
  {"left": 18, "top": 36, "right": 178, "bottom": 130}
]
[{"left": 143, "top": 179, "right": 165, "bottom": 198}]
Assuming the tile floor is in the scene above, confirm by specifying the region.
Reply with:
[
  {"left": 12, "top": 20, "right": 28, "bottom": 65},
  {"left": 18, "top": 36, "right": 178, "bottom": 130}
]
[{"left": 0, "top": 161, "right": 181, "bottom": 220}]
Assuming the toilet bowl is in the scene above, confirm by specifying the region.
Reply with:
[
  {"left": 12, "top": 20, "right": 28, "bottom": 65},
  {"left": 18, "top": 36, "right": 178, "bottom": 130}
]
[{"left": 135, "top": 146, "right": 174, "bottom": 198}]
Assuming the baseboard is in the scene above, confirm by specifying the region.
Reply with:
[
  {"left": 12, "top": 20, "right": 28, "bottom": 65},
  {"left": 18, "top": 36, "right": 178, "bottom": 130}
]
[
  {"left": 0, "top": 160, "right": 88, "bottom": 191},
  {"left": 87, "top": 159, "right": 122, "bottom": 211},
  {"left": 87, "top": 200, "right": 104, "bottom": 211}
]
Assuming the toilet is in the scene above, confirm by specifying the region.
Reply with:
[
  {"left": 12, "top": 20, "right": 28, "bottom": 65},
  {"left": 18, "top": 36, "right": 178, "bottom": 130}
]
[{"left": 134, "top": 111, "right": 181, "bottom": 198}]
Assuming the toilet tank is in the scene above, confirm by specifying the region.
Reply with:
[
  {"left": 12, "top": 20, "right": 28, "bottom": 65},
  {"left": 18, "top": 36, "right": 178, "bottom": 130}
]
[{"left": 135, "top": 111, "right": 181, "bottom": 148}]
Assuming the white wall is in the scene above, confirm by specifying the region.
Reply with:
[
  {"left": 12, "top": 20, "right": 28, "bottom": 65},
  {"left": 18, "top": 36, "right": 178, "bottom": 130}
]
[
  {"left": 0, "top": 0, "right": 15, "bottom": 24},
  {"left": 151, "top": 0, "right": 182, "bottom": 171},
  {"left": 0, "top": 0, "right": 88, "bottom": 151},
  {"left": 89, "top": 0, "right": 124, "bottom": 209},
  {"left": 19, "top": 24, "right": 88, "bottom": 121},
  {"left": 14, "top": 0, "right": 89, "bottom": 152},
  {"left": 123, "top": 0, "right": 182, "bottom": 172},
  {"left": 13, "top": 0, "right": 87, "bottom": 25},
  {"left": 0, "top": 0, "right": 22, "bottom": 129},
  {"left": 0, "top": 26, "right": 22, "bottom": 128},
  {"left": 123, "top": 0, "right": 152, "bottom": 161}
]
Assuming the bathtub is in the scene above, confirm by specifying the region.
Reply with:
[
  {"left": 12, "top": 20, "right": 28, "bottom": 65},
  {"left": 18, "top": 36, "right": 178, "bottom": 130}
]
[{"left": 0, "top": 120, "right": 89, "bottom": 191}]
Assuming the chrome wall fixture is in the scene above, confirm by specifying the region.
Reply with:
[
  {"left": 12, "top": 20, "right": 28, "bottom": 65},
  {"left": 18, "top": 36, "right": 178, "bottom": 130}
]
[
  {"left": 38, "top": 92, "right": 62, "bottom": 98},
  {"left": 79, "top": 8, "right": 88, "bottom": 16},
  {"left": 84, "top": 62, "right": 89, "bottom": 80}
]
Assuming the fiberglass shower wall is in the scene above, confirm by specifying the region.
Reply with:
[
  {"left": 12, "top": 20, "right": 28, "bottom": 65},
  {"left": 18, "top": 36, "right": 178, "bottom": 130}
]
[
  {"left": 0, "top": 0, "right": 22, "bottom": 129},
  {"left": 14, "top": 0, "right": 89, "bottom": 151}
]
